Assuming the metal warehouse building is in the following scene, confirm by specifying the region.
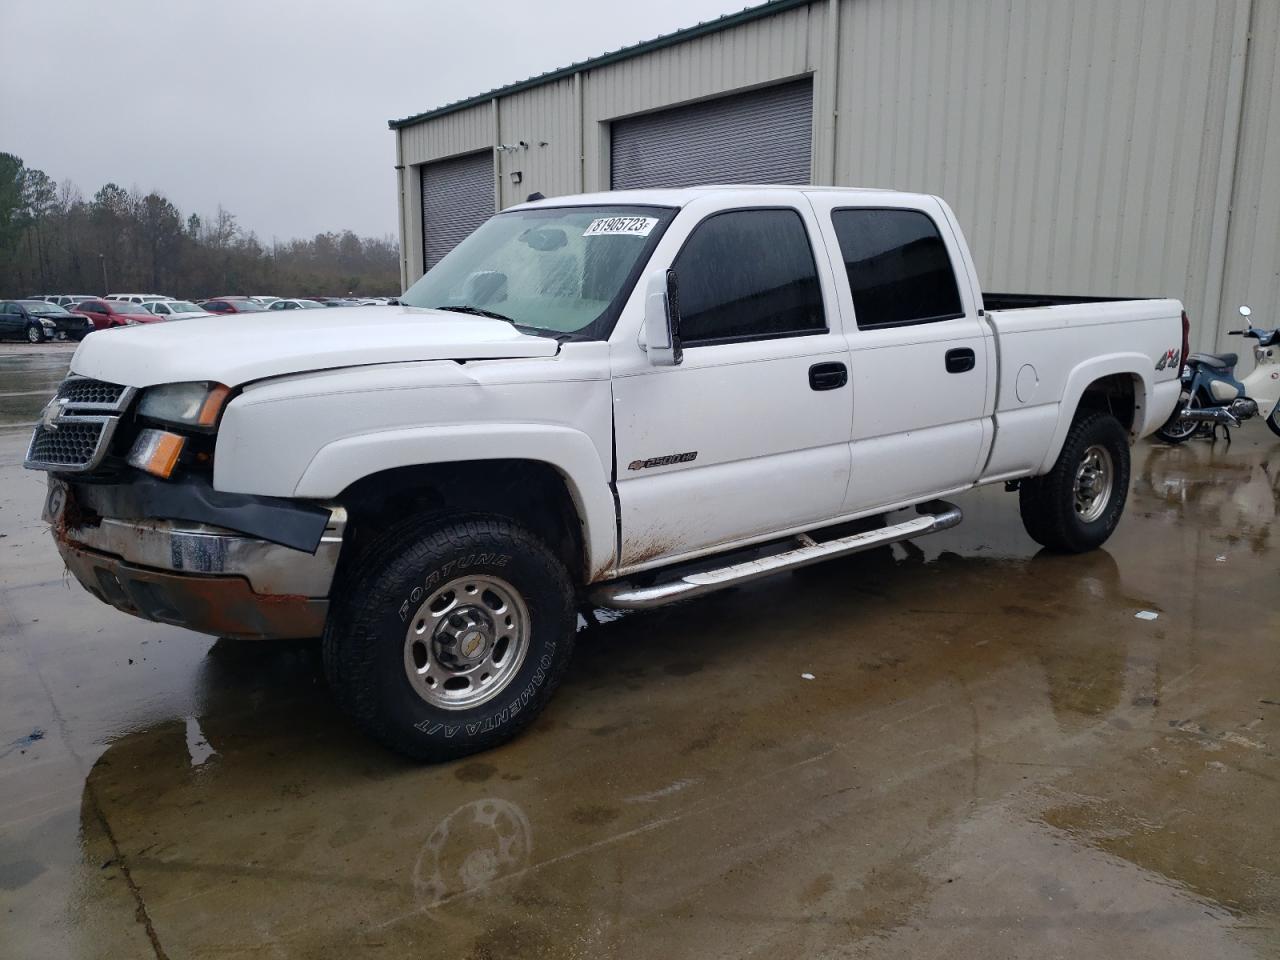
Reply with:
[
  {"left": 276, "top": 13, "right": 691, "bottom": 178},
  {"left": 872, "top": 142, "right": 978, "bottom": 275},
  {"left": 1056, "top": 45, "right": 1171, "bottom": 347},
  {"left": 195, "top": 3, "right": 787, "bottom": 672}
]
[{"left": 389, "top": 0, "right": 1280, "bottom": 353}]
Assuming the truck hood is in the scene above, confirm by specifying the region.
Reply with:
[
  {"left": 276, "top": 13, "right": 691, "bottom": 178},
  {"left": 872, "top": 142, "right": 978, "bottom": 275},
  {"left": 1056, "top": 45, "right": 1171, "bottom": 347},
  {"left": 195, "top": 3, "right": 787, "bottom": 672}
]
[{"left": 69, "top": 306, "right": 559, "bottom": 388}]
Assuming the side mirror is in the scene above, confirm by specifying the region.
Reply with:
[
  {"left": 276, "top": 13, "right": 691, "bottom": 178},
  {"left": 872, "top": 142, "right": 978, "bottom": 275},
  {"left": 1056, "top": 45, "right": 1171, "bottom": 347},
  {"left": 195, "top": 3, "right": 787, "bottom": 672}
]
[
  {"left": 642, "top": 269, "right": 682, "bottom": 366},
  {"left": 1239, "top": 305, "right": 1252, "bottom": 326}
]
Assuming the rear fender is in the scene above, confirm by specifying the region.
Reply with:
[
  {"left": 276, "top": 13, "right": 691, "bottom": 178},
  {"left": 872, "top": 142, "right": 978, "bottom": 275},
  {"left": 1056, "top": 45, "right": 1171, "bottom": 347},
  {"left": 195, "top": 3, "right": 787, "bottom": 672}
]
[{"left": 1038, "top": 356, "right": 1153, "bottom": 474}]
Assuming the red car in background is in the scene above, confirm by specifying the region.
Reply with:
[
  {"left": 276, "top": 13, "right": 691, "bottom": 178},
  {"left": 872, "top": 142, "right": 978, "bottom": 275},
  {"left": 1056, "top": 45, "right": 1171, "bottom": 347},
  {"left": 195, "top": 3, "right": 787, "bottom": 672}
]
[
  {"left": 199, "top": 297, "right": 267, "bottom": 314},
  {"left": 72, "top": 299, "right": 164, "bottom": 331}
]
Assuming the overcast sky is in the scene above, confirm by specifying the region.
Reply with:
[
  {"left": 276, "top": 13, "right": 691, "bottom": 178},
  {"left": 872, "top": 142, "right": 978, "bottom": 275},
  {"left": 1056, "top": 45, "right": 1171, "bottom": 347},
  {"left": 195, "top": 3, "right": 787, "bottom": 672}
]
[{"left": 0, "top": 0, "right": 748, "bottom": 242}]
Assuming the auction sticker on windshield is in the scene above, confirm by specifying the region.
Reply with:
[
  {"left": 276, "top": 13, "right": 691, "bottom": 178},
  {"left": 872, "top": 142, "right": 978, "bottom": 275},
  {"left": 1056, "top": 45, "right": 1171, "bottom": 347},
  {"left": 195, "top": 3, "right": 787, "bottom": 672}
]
[{"left": 582, "top": 216, "right": 658, "bottom": 237}]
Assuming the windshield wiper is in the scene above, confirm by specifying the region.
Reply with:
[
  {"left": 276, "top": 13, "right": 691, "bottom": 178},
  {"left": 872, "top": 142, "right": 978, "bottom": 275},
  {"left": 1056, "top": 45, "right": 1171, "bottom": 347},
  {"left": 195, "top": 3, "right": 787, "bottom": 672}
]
[
  {"left": 429, "top": 303, "right": 577, "bottom": 341},
  {"left": 430, "top": 304, "right": 518, "bottom": 324}
]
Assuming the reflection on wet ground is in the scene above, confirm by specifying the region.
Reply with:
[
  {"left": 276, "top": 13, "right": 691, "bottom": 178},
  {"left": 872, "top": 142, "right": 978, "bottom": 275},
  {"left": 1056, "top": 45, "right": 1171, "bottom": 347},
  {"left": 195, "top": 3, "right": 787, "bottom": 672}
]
[
  {"left": 0, "top": 348, "right": 1277, "bottom": 958},
  {"left": 0, "top": 344, "right": 76, "bottom": 432}
]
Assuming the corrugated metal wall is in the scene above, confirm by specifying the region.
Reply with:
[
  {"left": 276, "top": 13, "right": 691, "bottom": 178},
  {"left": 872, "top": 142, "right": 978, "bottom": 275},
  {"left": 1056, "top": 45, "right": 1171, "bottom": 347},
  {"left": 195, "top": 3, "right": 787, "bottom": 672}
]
[
  {"left": 831, "top": 0, "right": 1255, "bottom": 352},
  {"left": 492, "top": 78, "right": 582, "bottom": 208},
  {"left": 399, "top": 104, "right": 492, "bottom": 171},
  {"left": 394, "top": 0, "right": 1279, "bottom": 358},
  {"left": 1222, "top": 0, "right": 1280, "bottom": 346}
]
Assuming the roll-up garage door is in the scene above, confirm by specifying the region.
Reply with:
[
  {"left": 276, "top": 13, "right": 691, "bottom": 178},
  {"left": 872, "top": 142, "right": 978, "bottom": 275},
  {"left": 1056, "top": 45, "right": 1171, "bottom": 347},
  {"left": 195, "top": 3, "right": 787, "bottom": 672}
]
[
  {"left": 421, "top": 151, "right": 494, "bottom": 270},
  {"left": 610, "top": 79, "right": 813, "bottom": 190}
]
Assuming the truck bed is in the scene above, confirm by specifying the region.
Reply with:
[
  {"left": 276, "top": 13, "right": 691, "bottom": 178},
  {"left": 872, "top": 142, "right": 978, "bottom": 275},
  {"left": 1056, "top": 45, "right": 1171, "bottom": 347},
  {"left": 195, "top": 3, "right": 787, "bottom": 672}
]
[
  {"left": 982, "top": 292, "right": 1135, "bottom": 311},
  {"left": 979, "top": 296, "right": 1185, "bottom": 483}
]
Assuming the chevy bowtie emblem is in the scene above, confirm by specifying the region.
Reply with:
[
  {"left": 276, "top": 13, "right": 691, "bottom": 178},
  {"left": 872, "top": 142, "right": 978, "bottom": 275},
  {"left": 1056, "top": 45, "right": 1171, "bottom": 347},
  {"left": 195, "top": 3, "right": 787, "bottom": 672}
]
[{"left": 40, "top": 398, "right": 67, "bottom": 432}]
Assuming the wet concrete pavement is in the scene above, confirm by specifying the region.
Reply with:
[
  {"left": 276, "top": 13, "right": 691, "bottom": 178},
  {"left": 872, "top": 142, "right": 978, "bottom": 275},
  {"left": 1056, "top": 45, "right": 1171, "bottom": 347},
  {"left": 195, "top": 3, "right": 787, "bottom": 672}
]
[{"left": 1, "top": 344, "right": 1277, "bottom": 959}]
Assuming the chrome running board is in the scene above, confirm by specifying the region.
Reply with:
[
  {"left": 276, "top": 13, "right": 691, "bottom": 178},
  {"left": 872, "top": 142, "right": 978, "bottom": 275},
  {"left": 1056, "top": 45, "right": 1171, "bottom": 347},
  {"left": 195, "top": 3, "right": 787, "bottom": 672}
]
[{"left": 592, "top": 499, "right": 963, "bottom": 610}]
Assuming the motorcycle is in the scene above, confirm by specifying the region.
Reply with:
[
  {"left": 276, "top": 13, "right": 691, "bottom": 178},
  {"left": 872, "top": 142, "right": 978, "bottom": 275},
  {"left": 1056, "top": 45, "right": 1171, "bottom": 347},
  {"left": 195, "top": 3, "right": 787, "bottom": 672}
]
[{"left": 1157, "top": 305, "right": 1280, "bottom": 443}]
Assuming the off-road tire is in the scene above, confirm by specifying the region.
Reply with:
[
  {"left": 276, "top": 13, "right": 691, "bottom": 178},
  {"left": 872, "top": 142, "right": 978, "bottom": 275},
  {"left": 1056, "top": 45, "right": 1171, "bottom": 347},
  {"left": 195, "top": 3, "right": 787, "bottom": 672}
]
[
  {"left": 323, "top": 515, "right": 576, "bottom": 762},
  {"left": 1019, "top": 412, "right": 1130, "bottom": 553}
]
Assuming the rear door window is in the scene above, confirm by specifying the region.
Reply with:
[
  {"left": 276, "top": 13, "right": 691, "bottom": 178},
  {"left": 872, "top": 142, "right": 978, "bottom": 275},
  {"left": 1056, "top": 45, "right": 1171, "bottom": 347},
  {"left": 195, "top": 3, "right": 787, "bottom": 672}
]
[
  {"left": 831, "top": 209, "right": 963, "bottom": 329},
  {"left": 672, "top": 208, "right": 826, "bottom": 346}
]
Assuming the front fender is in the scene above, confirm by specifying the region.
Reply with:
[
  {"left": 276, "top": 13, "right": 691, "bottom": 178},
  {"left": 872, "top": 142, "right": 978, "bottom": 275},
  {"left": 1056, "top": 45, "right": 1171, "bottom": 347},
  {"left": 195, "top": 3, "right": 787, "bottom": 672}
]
[
  {"left": 1038, "top": 354, "right": 1154, "bottom": 474},
  {"left": 293, "top": 423, "right": 617, "bottom": 581}
]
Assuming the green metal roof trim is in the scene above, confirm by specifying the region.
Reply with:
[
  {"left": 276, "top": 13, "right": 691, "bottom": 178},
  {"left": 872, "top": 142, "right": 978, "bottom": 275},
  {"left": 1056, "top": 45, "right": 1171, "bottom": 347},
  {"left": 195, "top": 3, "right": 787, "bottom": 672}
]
[{"left": 388, "top": 0, "right": 816, "bottom": 129}]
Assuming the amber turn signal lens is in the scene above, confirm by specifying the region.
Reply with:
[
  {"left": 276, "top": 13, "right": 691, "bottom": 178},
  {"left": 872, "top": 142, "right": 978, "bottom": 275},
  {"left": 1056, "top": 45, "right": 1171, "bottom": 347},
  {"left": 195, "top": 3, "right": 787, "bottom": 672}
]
[
  {"left": 127, "top": 428, "right": 186, "bottom": 479},
  {"left": 196, "top": 384, "right": 231, "bottom": 427}
]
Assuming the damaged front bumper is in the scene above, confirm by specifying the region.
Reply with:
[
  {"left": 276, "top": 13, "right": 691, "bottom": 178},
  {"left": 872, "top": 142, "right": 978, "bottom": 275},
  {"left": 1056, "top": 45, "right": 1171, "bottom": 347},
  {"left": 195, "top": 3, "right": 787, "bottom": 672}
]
[{"left": 46, "top": 478, "right": 345, "bottom": 640}]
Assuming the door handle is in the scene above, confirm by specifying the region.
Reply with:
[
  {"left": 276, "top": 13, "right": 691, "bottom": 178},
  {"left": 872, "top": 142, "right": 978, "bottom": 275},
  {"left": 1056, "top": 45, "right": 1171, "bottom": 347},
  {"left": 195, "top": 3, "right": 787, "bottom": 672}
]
[
  {"left": 809, "top": 361, "right": 848, "bottom": 391},
  {"left": 945, "top": 348, "right": 976, "bottom": 374}
]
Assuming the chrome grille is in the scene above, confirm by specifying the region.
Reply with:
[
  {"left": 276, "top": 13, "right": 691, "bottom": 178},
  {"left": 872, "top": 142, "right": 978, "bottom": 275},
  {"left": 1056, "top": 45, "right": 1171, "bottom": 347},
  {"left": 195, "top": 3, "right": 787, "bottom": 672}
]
[
  {"left": 56, "top": 378, "right": 128, "bottom": 408},
  {"left": 24, "top": 376, "right": 137, "bottom": 473},
  {"left": 27, "top": 419, "right": 109, "bottom": 466}
]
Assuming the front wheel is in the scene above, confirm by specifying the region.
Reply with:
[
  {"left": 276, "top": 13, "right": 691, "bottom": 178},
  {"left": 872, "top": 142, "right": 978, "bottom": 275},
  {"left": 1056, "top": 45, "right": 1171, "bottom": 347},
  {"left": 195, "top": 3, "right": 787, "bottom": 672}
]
[
  {"left": 1019, "top": 412, "right": 1131, "bottom": 553},
  {"left": 25, "top": 324, "right": 43, "bottom": 343},
  {"left": 1267, "top": 402, "right": 1280, "bottom": 439},
  {"left": 323, "top": 515, "right": 576, "bottom": 761}
]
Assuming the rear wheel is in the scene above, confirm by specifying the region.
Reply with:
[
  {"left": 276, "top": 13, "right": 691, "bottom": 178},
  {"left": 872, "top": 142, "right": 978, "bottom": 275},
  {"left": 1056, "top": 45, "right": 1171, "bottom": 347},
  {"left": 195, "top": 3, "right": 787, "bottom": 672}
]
[
  {"left": 323, "top": 515, "right": 576, "bottom": 761},
  {"left": 1019, "top": 412, "right": 1131, "bottom": 553},
  {"left": 1156, "top": 390, "right": 1200, "bottom": 443}
]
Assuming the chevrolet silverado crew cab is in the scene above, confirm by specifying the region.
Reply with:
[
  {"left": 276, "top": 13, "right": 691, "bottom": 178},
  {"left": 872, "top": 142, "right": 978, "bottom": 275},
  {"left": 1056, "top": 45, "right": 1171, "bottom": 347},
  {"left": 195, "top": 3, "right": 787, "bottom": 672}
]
[{"left": 26, "top": 186, "right": 1186, "bottom": 760}]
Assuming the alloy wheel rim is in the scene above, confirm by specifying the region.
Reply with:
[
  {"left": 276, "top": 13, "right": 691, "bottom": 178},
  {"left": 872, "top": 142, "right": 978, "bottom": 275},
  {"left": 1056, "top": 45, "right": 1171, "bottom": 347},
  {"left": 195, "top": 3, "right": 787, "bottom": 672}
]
[
  {"left": 402, "top": 574, "right": 530, "bottom": 710},
  {"left": 1073, "top": 444, "right": 1115, "bottom": 522}
]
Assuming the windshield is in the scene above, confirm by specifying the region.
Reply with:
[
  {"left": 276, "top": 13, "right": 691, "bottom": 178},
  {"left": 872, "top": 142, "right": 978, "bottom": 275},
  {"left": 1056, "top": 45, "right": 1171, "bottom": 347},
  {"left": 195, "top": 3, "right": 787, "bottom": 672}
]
[
  {"left": 399, "top": 204, "right": 675, "bottom": 339},
  {"left": 22, "top": 302, "right": 70, "bottom": 316}
]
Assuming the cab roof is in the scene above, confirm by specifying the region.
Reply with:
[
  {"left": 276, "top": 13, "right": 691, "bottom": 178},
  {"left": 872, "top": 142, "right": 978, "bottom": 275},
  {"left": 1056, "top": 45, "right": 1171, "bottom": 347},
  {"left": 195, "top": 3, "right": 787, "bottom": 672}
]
[{"left": 505, "top": 184, "right": 921, "bottom": 212}]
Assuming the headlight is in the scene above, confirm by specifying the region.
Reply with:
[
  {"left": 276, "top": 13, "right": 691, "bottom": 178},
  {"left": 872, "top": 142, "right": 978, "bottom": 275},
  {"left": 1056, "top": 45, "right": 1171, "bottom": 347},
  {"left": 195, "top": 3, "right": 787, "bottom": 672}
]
[
  {"left": 137, "top": 381, "right": 231, "bottom": 430},
  {"left": 40, "top": 319, "right": 56, "bottom": 329}
]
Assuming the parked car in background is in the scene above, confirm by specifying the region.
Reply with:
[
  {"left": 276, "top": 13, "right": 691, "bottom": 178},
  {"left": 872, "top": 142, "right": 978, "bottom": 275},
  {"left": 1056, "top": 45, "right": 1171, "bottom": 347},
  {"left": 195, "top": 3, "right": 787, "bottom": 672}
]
[
  {"left": 0, "top": 301, "right": 58, "bottom": 342},
  {"left": 72, "top": 299, "right": 163, "bottom": 330},
  {"left": 142, "top": 300, "right": 211, "bottom": 321},
  {"left": 199, "top": 298, "right": 267, "bottom": 314},
  {"left": 54, "top": 295, "right": 98, "bottom": 308},
  {"left": 106, "top": 293, "right": 169, "bottom": 304},
  {"left": 267, "top": 299, "right": 326, "bottom": 311},
  {"left": 14, "top": 300, "right": 93, "bottom": 340},
  {"left": 314, "top": 298, "right": 355, "bottom": 307}
]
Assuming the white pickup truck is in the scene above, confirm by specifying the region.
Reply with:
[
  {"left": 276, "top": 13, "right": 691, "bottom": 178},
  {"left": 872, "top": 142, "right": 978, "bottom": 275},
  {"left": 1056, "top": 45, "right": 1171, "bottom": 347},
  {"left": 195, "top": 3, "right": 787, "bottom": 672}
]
[{"left": 27, "top": 186, "right": 1186, "bottom": 760}]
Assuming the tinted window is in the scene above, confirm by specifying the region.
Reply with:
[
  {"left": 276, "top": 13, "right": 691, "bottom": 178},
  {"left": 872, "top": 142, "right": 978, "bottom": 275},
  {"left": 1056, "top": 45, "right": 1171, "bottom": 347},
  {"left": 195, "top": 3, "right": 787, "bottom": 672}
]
[
  {"left": 831, "top": 209, "right": 963, "bottom": 329},
  {"left": 672, "top": 209, "right": 825, "bottom": 345}
]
